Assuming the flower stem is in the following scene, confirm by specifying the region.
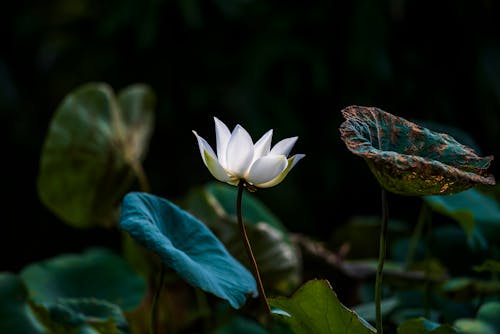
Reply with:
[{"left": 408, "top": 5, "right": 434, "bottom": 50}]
[
  {"left": 150, "top": 264, "right": 165, "bottom": 334},
  {"left": 237, "top": 180, "right": 271, "bottom": 314},
  {"left": 375, "top": 188, "right": 389, "bottom": 334}
]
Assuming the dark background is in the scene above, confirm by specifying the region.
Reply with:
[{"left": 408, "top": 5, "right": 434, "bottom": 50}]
[{"left": 2, "top": 0, "right": 499, "bottom": 273}]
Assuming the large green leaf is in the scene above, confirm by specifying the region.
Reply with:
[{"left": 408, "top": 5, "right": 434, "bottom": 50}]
[
  {"left": 269, "top": 279, "right": 376, "bottom": 334},
  {"left": 0, "top": 272, "right": 46, "bottom": 333},
  {"left": 20, "top": 247, "right": 147, "bottom": 311},
  {"left": 37, "top": 82, "right": 155, "bottom": 228},
  {"left": 424, "top": 188, "right": 500, "bottom": 244},
  {"left": 119, "top": 191, "right": 257, "bottom": 309},
  {"left": 183, "top": 182, "right": 302, "bottom": 294}
]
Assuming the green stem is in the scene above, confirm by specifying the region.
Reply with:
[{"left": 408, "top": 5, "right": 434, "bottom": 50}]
[
  {"left": 129, "top": 158, "right": 151, "bottom": 193},
  {"left": 424, "top": 213, "right": 433, "bottom": 318},
  {"left": 150, "top": 265, "right": 165, "bottom": 334},
  {"left": 375, "top": 188, "right": 389, "bottom": 334},
  {"left": 237, "top": 180, "right": 271, "bottom": 314}
]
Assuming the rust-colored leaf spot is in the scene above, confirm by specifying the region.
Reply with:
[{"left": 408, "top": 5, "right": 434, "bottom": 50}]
[{"left": 339, "top": 106, "right": 495, "bottom": 196}]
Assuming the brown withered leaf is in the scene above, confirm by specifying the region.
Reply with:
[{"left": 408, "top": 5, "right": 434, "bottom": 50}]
[{"left": 339, "top": 106, "right": 495, "bottom": 196}]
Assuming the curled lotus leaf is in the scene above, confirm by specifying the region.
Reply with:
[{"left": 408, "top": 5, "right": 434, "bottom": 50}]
[
  {"left": 339, "top": 106, "right": 495, "bottom": 196},
  {"left": 119, "top": 192, "right": 257, "bottom": 309}
]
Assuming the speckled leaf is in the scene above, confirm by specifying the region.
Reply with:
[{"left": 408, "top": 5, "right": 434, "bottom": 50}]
[
  {"left": 20, "top": 248, "right": 147, "bottom": 311},
  {"left": 339, "top": 106, "right": 495, "bottom": 196},
  {"left": 182, "top": 182, "right": 301, "bottom": 294},
  {"left": 424, "top": 188, "right": 500, "bottom": 244},
  {"left": 0, "top": 272, "right": 46, "bottom": 333},
  {"left": 37, "top": 82, "right": 155, "bottom": 228},
  {"left": 32, "top": 298, "right": 130, "bottom": 334},
  {"left": 269, "top": 279, "right": 376, "bottom": 334},
  {"left": 119, "top": 192, "right": 257, "bottom": 309},
  {"left": 397, "top": 318, "right": 457, "bottom": 334}
]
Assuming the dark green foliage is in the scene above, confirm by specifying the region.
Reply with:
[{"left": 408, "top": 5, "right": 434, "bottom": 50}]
[{"left": 20, "top": 247, "right": 147, "bottom": 311}]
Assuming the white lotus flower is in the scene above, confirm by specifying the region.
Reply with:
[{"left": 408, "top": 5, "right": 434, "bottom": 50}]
[{"left": 193, "top": 117, "right": 305, "bottom": 189}]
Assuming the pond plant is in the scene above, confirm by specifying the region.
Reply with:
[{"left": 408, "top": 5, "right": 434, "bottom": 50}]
[
  {"left": 339, "top": 105, "right": 496, "bottom": 334},
  {"left": 1, "top": 83, "right": 498, "bottom": 334}
]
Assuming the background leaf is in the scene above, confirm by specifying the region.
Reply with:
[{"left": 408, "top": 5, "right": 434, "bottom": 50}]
[
  {"left": 32, "top": 298, "right": 130, "bottom": 334},
  {"left": 0, "top": 272, "right": 46, "bottom": 334},
  {"left": 20, "top": 247, "right": 147, "bottom": 311},
  {"left": 424, "top": 188, "right": 500, "bottom": 244},
  {"left": 119, "top": 191, "right": 257, "bottom": 309},
  {"left": 37, "top": 82, "right": 155, "bottom": 228},
  {"left": 397, "top": 318, "right": 457, "bottom": 334}
]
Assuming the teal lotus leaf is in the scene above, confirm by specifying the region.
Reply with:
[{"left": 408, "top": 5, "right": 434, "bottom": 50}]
[
  {"left": 37, "top": 82, "right": 155, "bottom": 228},
  {"left": 20, "top": 248, "right": 147, "bottom": 311},
  {"left": 119, "top": 192, "right": 257, "bottom": 309},
  {"left": 339, "top": 106, "right": 495, "bottom": 195}
]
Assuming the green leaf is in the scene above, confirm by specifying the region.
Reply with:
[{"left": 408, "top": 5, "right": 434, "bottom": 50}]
[
  {"left": 269, "top": 279, "right": 376, "bottom": 334},
  {"left": 0, "top": 272, "right": 47, "bottom": 333},
  {"left": 183, "top": 182, "right": 302, "bottom": 294},
  {"left": 397, "top": 318, "right": 458, "bottom": 333},
  {"left": 476, "top": 302, "right": 500, "bottom": 331},
  {"left": 454, "top": 319, "right": 496, "bottom": 334},
  {"left": 20, "top": 247, "right": 147, "bottom": 311},
  {"left": 119, "top": 191, "right": 257, "bottom": 309},
  {"left": 441, "top": 278, "right": 500, "bottom": 302},
  {"left": 37, "top": 82, "right": 155, "bottom": 228},
  {"left": 32, "top": 298, "right": 130, "bottom": 334},
  {"left": 452, "top": 302, "right": 500, "bottom": 334},
  {"left": 424, "top": 188, "right": 500, "bottom": 241},
  {"left": 474, "top": 260, "right": 500, "bottom": 274}
]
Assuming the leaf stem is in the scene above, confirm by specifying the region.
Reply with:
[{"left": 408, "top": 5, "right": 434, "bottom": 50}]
[
  {"left": 237, "top": 180, "right": 271, "bottom": 314},
  {"left": 150, "top": 264, "right": 165, "bottom": 334},
  {"left": 405, "top": 201, "right": 430, "bottom": 268},
  {"left": 129, "top": 158, "right": 151, "bottom": 193},
  {"left": 375, "top": 188, "right": 389, "bottom": 334}
]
